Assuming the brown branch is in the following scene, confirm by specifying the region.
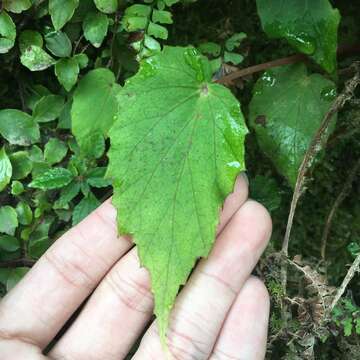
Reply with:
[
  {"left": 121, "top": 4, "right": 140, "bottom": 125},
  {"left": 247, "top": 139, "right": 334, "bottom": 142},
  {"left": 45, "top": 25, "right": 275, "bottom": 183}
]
[
  {"left": 0, "top": 258, "right": 36, "bottom": 268},
  {"left": 321, "top": 158, "right": 360, "bottom": 260},
  {"left": 216, "top": 43, "right": 360, "bottom": 85},
  {"left": 330, "top": 253, "right": 360, "bottom": 312},
  {"left": 216, "top": 54, "right": 307, "bottom": 85}
]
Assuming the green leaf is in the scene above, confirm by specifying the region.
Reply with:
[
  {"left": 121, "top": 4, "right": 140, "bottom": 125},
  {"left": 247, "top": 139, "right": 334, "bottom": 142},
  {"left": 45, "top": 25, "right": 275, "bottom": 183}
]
[
  {"left": 55, "top": 58, "right": 80, "bottom": 91},
  {"left": 123, "top": 15, "right": 147, "bottom": 32},
  {"left": 24, "top": 84, "right": 51, "bottom": 111},
  {"left": 11, "top": 181, "right": 24, "bottom": 196},
  {"left": 0, "top": 235, "right": 21, "bottom": 252},
  {"left": 45, "top": 31, "right": 72, "bottom": 57},
  {"left": 83, "top": 11, "right": 109, "bottom": 48},
  {"left": 0, "top": 206, "right": 18, "bottom": 235},
  {"left": 125, "top": 4, "right": 152, "bottom": 17},
  {"left": 49, "top": 0, "right": 79, "bottom": 31},
  {"left": 225, "top": 32, "right": 247, "bottom": 51},
  {"left": 0, "top": 147, "right": 12, "bottom": 192},
  {"left": 72, "top": 191, "right": 100, "bottom": 225},
  {"left": 148, "top": 22, "right": 168, "bottom": 40},
  {"left": 29, "top": 167, "right": 74, "bottom": 190},
  {"left": 94, "top": 0, "right": 118, "bottom": 14},
  {"left": 6, "top": 268, "right": 29, "bottom": 291},
  {"left": 107, "top": 46, "right": 247, "bottom": 337},
  {"left": 44, "top": 138, "right": 68, "bottom": 165},
  {"left": 33, "top": 95, "right": 65, "bottom": 123},
  {"left": 19, "top": 30, "right": 43, "bottom": 53},
  {"left": 20, "top": 45, "right": 56, "bottom": 71},
  {"left": 0, "top": 11, "right": 16, "bottom": 54},
  {"left": 3, "top": 0, "right": 32, "bottom": 14},
  {"left": 54, "top": 181, "right": 81, "bottom": 209},
  {"left": 198, "top": 42, "right": 221, "bottom": 57},
  {"left": 72, "top": 68, "right": 120, "bottom": 151},
  {"left": 152, "top": 10, "right": 173, "bottom": 24},
  {"left": 74, "top": 53, "right": 89, "bottom": 69},
  {"left": 250, "top": 175, "right": 281, "bottom": 212},
  {"left": 16, "top": 201, "right": 33, "bottom": 225},
  {"left": 224, "top": 51, "right": 244, "bottom": 65},
  {"left": 256, "top": 0, "right": 340, "bottom": 73},
  {"left": 86, "top": 167, "right": 111, "bottom": 188},
  {"left": 249, "top": 64, "right": 336, "bottom": 187},
  {"left": 9, "top": 151, "right": 33, "bottom": 180},
  {"left": 0, "top": 109, "right": 40, "bottom": 145}
]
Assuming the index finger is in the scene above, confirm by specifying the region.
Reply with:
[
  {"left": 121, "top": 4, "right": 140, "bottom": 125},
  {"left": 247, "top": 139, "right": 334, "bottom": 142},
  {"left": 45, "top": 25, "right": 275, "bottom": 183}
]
[{"left": 0, "top": 199, "right": 131, "bottom": 348}]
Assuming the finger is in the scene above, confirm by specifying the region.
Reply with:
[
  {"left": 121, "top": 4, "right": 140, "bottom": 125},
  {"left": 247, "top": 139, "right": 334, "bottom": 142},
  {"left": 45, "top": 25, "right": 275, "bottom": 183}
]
[
  {"left": 133, "top": 200, "right": 272, "bottom": 360},
  {"left": 0, "top": 199, "right": 133, "bottom": 348},
  {"left": 50, "top": 175, "right": 249, "bottom": 359},
  {"left": 211, "top": 276, "right": 270, "bottom": 360}
]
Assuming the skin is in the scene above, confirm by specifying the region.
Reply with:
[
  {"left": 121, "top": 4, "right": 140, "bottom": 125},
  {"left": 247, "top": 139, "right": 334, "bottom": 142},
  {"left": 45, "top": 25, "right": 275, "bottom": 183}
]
[{"left": 0, "top": 175, "right": 272, "bottom": 360}]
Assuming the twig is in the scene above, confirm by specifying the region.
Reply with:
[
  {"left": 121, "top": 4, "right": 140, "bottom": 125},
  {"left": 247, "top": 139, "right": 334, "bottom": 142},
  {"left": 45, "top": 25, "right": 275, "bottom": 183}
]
[
  {"left": 216, "top": 43, "right": 360, "bottom": 85},
  {"left": 321, "top": 158, "right": 360, "bottom": 260},
  {"left": 330, "top": 253, "right": 360, "bottom": 311},
  {"left": 279, "top": 63, "right": 360, "bottom": 322},
  {"left": 216, "top": 54, "right": 306, "bottom": 85},
  {"left": 0, "top": 258, "right": 36, "bottom": 268},
  {"left": 282, "top": 64, "right": 360, "bottom": 257}
]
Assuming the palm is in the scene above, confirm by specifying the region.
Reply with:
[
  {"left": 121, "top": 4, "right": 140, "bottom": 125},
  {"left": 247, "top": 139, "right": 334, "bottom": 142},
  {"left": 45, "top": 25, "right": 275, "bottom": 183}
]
[{"left": 0, "top": 175, "right": 271, "bottom": 360}]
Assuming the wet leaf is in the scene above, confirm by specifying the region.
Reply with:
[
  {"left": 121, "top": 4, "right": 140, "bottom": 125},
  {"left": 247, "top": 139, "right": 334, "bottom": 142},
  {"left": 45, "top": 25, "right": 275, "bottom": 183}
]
[
  {"left": 107, "top": 46, "right": 248, "bottom": 338},
  {"left": 249, "top": 63, "right": 336, "bottom": 187},
  {"left": 256, "top": 0, "right": 340, "bottom": 73},
  {"left": 29, "top": 167, "right": 74, "bottom": 190}
]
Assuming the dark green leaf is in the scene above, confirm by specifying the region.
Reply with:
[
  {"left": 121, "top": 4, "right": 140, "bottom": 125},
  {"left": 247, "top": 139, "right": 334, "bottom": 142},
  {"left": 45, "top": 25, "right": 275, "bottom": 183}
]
[
  {"left": 49, "top": 0, "right": 79, "bottom": 30},
  {"left": 33, "top": 95, "right": 65, "bottom": 123},
  {"left": 250, "top": 175, "right": 281, "bottom": 212},
  {"left": 256, "top": 0, "right": 340, "bottom": 73},
  {"left": 55, "top": 58, "right": 79, "bottom": 91},
  {"left": 0, "top": 109, "right": 40, "bottom": 145},
  {"left": 9, "top": 151, "right": 33, "bottom": 180},
  {"left": 0, "top": 206, "right": 18, "bottom": 235},
  {"left": 0, "top": 147, "right": 12, "bottom": 191},
  {"left": 0, "top": 235, "right": 21, "bottom": 252},
  {"left": 44, "top": 138, "right": 68, "bottom": 165},
  {"left": 249, "top": 64, "right": 337, "bottom": 187},
  {"left": 3, "top": 0, "right": 32, "bottom": 14},
  {"left": 71, "top": 68, "right": 120, "bottom": 151},
  {"left": 45, "top": 31, "right": 72, "bottom": 57},
  {"left": 72, "top": 191, "right": 100, "bottom": 225},
  {"left": 83, "top": 11, "right": 109, "bottom": 48},
  {"left": 0, "top": 11, "right": 16, "bottom": 54},
  {"left": 86, "top": 167, "right": 111, "bottom": 188},
  {"left": 19, "top": 30, "right": 43, "bottom": 53},
  {"left": 29, "top": 167, "right": 74, "bottom": 190},
  {"left": 94, "top": 0, "right": 118, "bottom": 14},
  {"left": 16, "top": 201, "right": 33, "bottom": 225}
]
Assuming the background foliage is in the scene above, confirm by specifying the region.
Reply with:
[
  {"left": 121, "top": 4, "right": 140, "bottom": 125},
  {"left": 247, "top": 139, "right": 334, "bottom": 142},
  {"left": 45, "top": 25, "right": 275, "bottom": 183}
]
[{"left": 0, "top": 0, "right": 359, "bottom": 358}]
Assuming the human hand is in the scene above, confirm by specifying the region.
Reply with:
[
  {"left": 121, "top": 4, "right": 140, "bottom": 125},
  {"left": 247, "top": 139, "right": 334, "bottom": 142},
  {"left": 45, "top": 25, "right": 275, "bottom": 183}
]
[{"left": 0, "top": 175, "right": 272, "bottom": 360}]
